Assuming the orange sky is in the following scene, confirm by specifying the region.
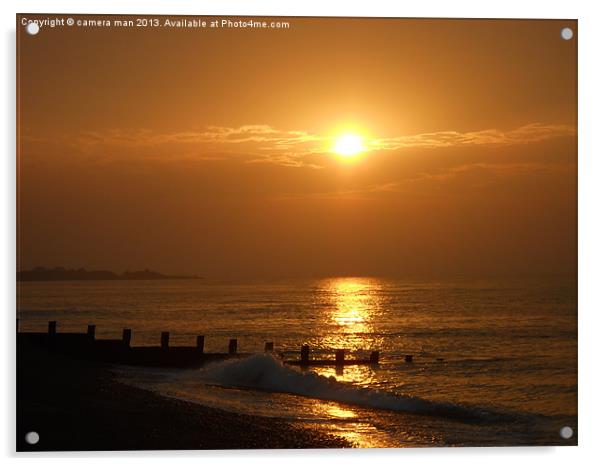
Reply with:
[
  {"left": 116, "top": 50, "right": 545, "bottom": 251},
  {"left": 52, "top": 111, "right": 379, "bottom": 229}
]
[{"left": 17, "top": 16, "right": 577, "bottom": 279}]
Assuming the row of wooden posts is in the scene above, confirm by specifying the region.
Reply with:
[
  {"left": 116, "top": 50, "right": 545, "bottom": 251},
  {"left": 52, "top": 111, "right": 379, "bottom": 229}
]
[
  {"left": 300, "top": 344, "right": 380, "bottom": 365},
  {"left": 36, "top": 320, "right": 386, "bottom": 366},
  {"left": 48, "top": 320, "right": 242, "bottom": 355}
]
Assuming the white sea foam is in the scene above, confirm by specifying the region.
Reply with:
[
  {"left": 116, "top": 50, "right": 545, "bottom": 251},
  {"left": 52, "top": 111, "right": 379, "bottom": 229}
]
[{"left": 198, "top": 354, "right": 501, "bottom": 422}]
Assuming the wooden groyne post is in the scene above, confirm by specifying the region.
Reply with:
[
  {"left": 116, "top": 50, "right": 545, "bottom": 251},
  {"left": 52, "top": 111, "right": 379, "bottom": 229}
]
[
  {"left": 161, "top": 332, "right": 170, "bottom": 350},
  {"left": 20, "top": 321, "right": 389, "bottom": 369},
  {"left": 122, "top": 328, "right": 132, "bottom": 347},
  {"left": 300, "top": 344, "right": 310, "bottom": 365},
  {"left": 228, "top": 338, "right": 237, "bottom": 354},
  {"left": 196, "top": 335, "right": 205, "bottom": 353},
  {"left": 335, "top": 349, "right": 345, "bottom": 366}
]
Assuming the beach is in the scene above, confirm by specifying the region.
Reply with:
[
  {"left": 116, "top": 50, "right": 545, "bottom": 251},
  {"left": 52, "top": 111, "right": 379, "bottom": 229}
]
[
  {"left": 16, "top": 338, "right": 350, "bottom": 451},
  {"left": 17, "top": 277, "right": 578, "bottom": 448}
]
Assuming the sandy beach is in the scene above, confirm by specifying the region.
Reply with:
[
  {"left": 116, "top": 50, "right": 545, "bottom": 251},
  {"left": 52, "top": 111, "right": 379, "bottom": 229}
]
[{"left": 16, "top": 338, "right": 351, "bottom": 451}]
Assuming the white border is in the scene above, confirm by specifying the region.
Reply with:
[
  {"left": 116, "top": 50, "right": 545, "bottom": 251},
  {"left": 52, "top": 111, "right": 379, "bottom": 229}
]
[{"left": 3, "top": 1, "right": 601, "bottom": 464}]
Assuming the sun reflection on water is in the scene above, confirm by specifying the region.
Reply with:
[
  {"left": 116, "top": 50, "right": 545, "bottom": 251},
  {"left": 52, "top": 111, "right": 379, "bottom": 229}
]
[
  {"left": 328, "top": 277, "right": 378, "bottom": 331},
  {"left": 302, "top": 400, "right": 392, "bottom": 448},
  {"left": 324, "top": 404, "right": 357, "bottom": 419},
  {"left": 313, "top": 364, "right": 378, "bottom": 386},
  {"left": 318, "top": 277, "right": 383, "bottom": 353}
]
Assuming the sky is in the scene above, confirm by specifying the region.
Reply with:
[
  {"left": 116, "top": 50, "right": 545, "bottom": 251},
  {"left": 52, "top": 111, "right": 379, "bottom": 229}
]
[{"left": 17, "top": 16, "right": 577, "bottom": 279}]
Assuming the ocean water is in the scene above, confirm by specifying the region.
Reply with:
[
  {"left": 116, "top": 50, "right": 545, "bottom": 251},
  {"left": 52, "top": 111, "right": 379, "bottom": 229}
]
[{"left": 17, "top": 277, "right": 577, "bottom": 447}]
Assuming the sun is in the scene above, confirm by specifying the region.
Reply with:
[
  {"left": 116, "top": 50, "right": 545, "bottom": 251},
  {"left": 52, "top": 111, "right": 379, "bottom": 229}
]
[{"left": 333, "top": 133, "right": 365, "bottom": 157}]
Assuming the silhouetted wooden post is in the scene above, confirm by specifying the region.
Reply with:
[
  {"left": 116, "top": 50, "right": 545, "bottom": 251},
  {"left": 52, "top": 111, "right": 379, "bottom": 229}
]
[
  {"left": 196, "top": 335, "right": 205, "bottom": 353},
  {"left": 228, "top": 338, "right": 237, "bottom": 354},
  {"left": 161, "top": 332, "right": 170, "bottom": 350},
  {"left": 87, "top": 324, "right": 96, "bottom": 340},
  {"left": 369, "top": 351, "right": 380, "bottom": 364},
  {"left": 404, "top": 354, "right": 413, "bottom": 363},
  {"left": 16, "top": 318, "right": 19, "bottom": 333},
  {"left": 48, "top": 321, "right": 57, "bottom": 335},
  {"left": 264, "top": 342, "right": 274, "bottom": 352},
  {"left": 122, "top": 328, "right": 132, "bottom": 347},
  {"left": 335, "top": 349, "right": 345, "bottom": 366},
  {"left": 300, "top": 344, "right": 309, "bottom": 365}
]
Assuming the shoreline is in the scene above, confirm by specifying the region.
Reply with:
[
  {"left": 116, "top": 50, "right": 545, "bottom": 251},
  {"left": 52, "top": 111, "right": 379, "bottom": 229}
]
[{"left": 17, "top": 340, "right": 352, "bottom": 451}]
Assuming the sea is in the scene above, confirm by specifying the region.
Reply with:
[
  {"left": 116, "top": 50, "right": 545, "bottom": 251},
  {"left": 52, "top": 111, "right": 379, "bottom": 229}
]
[{"left": 17, "top": 276, "right": 577, "bottom": 447}]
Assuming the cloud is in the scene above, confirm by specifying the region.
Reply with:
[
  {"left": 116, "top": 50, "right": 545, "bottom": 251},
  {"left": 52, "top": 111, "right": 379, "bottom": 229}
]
[
  {"left": 28, "top": 122, "right": 575, "bottom": 168},
  {"left": 75, "top": 125, "right": 324, "bottom": 151},
  {"left": 271, "top": 161, "right": 575, "bottom": 202},
  {"left": 370, "top": 123, "right": 576, "bottom": 151},
  {"left": 408, "top": 161, "right": 574, "bottom": 182}
]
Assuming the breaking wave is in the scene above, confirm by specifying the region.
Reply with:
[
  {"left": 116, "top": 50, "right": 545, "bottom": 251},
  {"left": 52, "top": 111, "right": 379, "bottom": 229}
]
[{"left": 198, "top": 354, "right": 511, "bottom": 423}]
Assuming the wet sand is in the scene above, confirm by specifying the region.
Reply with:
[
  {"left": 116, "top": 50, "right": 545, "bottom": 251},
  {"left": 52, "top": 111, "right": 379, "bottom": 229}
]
[{"left": 16, "top": 338, "right": 351, "bottom": 451}]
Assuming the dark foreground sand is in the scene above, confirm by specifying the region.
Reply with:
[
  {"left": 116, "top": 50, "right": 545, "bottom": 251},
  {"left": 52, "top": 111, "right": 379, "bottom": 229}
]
[{"left": 17, "top": 339, "right": 351, "bottom": 451}]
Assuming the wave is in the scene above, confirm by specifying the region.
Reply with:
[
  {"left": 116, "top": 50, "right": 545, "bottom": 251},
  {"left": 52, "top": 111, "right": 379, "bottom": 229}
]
[{"left": 198, "top": 354, "right": 512, "bottom": 423}]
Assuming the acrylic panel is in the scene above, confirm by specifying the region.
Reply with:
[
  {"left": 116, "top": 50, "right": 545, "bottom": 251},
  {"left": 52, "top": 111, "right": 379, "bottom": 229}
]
[{"left": 16, "top": 14, "right": 577, "bottom": 451}]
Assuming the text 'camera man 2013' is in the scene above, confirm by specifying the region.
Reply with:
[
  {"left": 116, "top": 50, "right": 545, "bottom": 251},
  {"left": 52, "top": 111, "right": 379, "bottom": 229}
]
[{"left": 20, "top": 17, "right": 290, "bottom": 29}]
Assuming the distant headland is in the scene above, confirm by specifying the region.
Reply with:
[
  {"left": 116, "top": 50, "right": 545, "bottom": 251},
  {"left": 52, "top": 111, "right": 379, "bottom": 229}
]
[{"left": 17, "top": 267, "right": 202, "bottom": 282}]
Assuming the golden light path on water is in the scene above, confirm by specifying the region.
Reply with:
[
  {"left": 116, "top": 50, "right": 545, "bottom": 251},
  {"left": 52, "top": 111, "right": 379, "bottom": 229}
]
[
  {"left": 331, "top": 279, "right": 373, "bottom": 331},
  {"left": 306, "top": 278, "right": 425, "bottom": 447},
  {"left": 314, "top": 277, "right": 385, "bottom": 384},
  {"left": 324, "top": 277, "right": 381, "bottom": 338},
  {"left": 302, "top": 402, "right": 393, "bottom": 448}
]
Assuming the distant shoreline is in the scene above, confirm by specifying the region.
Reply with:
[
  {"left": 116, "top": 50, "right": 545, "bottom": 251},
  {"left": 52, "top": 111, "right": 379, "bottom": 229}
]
[{"left": 16, "top": 267, "right": 202, "bottom": 282}]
